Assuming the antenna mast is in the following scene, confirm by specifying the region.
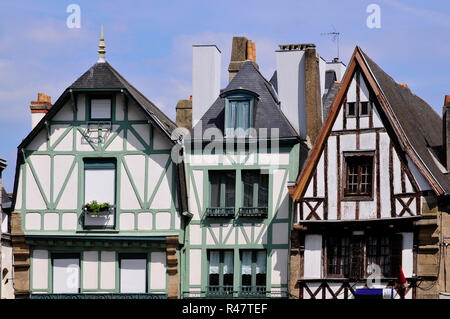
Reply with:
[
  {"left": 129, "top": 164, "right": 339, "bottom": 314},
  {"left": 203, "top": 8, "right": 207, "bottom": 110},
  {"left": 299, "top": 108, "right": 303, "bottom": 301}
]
[{"left": 321, "top": 26, "right": 341, "bottom": 60}]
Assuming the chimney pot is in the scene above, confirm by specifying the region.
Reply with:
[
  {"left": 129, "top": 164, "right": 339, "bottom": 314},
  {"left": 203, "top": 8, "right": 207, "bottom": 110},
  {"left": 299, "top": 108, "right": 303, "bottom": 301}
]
[
  {"left": 30, "top": 92, "right": 52, "bottom": 129},
  {"left": 444, "top": 95, "right": 450, "bottom": 107},
  {"left": 228, "top": 36, "right": 258, "bottom": 82}
]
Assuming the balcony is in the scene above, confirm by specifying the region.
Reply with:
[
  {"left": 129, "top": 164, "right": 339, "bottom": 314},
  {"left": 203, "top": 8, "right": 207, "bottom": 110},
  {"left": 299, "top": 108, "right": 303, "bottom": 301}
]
[
  {"left": 205, "top": 207, "right": 235, "bottom": 218},
  {"left": 238, "top": 207, "right": 268, "bottom": 218}
]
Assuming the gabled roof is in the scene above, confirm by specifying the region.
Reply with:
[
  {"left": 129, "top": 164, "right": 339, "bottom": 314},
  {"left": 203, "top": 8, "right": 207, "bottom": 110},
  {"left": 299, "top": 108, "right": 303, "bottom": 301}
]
[
  {"left": 19, "top": 62, "right": 177, "bottom": 150},
  {"left": 191, "top": 61, "right": 299, "bottom": 139},
  {"left": 289, "top": 46, "right": 449, "bottom": 201}
]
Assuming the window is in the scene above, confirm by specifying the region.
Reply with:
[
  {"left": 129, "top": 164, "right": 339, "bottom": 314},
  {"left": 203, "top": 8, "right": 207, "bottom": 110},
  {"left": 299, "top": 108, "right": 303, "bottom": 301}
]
[
  {"left": 346, "top": 102, "right": 356, "bottom": 117},
  {"left": 359, "top": 101, "right": 371, "bottom": 116},
  {"left": 90, "top": 98, "right": 111, "bottom": 120},
  {"left": 344, "top": 154, "right": 374, "bottom": 198},
  {"left": 84, "top": 159, "right": 116, "bottom": 228},
  {"left": 208, "top": 250, "right": 234, "bottom": 296},
  {"left": 240, "top": 170, "right": 268, "bottom": 217},
  {"left": 52, "top": 253, "right": 80, "bottom": 293},
  {"left": 207, "top": 171, "right": 235, "bottom": 217},
  {"left": 325, "top": 234, "right": 402, "bottom": 279},
  {"left": 346, "top": 101, "right": 371, "bottom": 118},
  {"left": 367, "top": 235, "right": 403, "bottom": 278},
  {"left": 225, "top": 97, "right": 253, "bottom": 137},
  {"left": 240, "top": 250, "right": 266, "bottom": 296},
  {"left": 326, "top": 236, "right": 350, "bottom": 277},
  {"left": 119, "top": 254, "right": 147, "bottom": 293}
]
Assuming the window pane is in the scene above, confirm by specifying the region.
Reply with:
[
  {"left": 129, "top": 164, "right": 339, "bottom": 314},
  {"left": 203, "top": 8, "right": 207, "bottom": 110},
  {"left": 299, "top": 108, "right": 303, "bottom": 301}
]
[
  {"left": 237, "top": 101, "right": 250, "bottom": 131},
  {"left": 210, "top": 174, "right": 221, "bottom": 207},
  {"left": 347, "top": 102, "right": 356, "bottom": 116},
  {"left": 120, "top": 258, "right": 147, "bottom": 293},
  {"left": 241, "top": 251, "right": 252, "bottom": 275},
  {"left": 242, "top": 171, "right": 254, "bottom": 207},
  {"left": 85, "top": 167, "right": 115, "bottom": 204},
  {"left": 345, "top": 156, "right": 373, "bottom": 196},
  {"left": 225, "top": 172, "right": 235, "bottom": 207},
  {"left": 255, "top": 251, "right": 266, "bottom": 274},
  {"left": 258, "top": 173, "right": 269, "bottom": 208},
  {"left": 360, "top": 102, "right": 369, "bottom": 115},
  {"left": 53, "top": 257, "right": 80, "bottom": 293},
  {"left": 91, "top": 99, "right": 111, "bottom": 119},
  {"left": 209, "top": 251, "right": 220, "bottom": 274},
  {"left": 223, "top": 251, "right": 234, "bottom": 274}
]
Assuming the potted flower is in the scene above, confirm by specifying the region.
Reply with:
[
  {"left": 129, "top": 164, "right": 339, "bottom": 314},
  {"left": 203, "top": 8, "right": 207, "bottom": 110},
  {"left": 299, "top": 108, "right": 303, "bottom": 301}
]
[{"left": 83, "top": 200, "right": 111, "bottom": 217}]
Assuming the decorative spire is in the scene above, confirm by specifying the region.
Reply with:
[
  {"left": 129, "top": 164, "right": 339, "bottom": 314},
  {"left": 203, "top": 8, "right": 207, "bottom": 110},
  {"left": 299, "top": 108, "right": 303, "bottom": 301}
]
[{"left": 97, "top": 25, "right": 106, "bottom": 63}]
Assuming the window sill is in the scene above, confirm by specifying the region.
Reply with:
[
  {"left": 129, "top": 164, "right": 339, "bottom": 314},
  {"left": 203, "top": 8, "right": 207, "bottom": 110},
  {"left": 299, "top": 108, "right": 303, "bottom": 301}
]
[
  {"left": 341, "top": 196, "right": 374, "bottom": 201},
  {"left": 76, "top": 229, "right": 119, "bottom": 234}
]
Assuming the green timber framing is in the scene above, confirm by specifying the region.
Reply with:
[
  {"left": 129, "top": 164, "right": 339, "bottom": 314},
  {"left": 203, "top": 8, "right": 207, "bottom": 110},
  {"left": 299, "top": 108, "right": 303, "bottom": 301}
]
[
  {"left": 12, "top": 87, "right": 187, "bottom": 298},
  {"left": 181, "top": 141, "right": 301, "bottom": 298}
]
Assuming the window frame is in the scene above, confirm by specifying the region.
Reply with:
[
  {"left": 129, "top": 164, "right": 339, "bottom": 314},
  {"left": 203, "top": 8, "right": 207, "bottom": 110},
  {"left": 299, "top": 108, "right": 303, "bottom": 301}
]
[
  {"left": 207, "top": 250, "right": 234, "bottom": 296},
  {"left": 118, "top": 253, "right": 148, "bottom": 294},
  {"left": 324, "top": 232, "right": 403, "bottom": 279},
  {"left": 83, "top": 158, "right": 117, "bottom": 229},
  {"left": 88, "top": 95, "right": 113, "bottom": 121},
  {"left": 342, "top": 151, "right": 375, "bottom": 201},
  {"left": 239, "top": 170, "right": 269, "bottom": 218},
  {"left": 207, "top": 170, "right": 236, "bottom": 218},
  {"left": 239, "top": 250, "right": 267, "bottom": 295},
  {"left": 345, "top": 101, "right": 372, "bottom": 118},
  {"left": 51, "top": 253, "right": 81, "bottom": 294},
  {"left": 224, "top": 94, "right": 254, "bottom": 138},
  {"left": 359, "top": 101, "right": 371, "bottom": 117}
]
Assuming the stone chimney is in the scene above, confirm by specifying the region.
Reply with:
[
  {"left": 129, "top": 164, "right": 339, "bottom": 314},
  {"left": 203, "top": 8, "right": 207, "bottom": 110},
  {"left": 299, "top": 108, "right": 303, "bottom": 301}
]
[
  {"left": 228, "top": 36, "right": 259, "bottom": 83},
  {"left": 176, "top": 96, "right": 193, "bottom": 130},
  {"left": 30, "top": 93, "right": 52, "bottom": 129},
  {"left": 443, "top": 95, "right": 450, "bottom": 171},
  {"left": 276, "top": 43, "right": 323, "bottom": 146}
]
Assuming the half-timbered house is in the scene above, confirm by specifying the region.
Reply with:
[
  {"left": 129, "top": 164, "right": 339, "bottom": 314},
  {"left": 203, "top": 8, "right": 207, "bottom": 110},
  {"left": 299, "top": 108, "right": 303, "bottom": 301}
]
[
  {"left": 11, "top": 28, "right": 186, "bottom": 299},
  {"left": 179, "top": 37, "right": 343, "bottom": 298},
  {"left": 288, "top": 46, "right": 450, "bottom": 299}
]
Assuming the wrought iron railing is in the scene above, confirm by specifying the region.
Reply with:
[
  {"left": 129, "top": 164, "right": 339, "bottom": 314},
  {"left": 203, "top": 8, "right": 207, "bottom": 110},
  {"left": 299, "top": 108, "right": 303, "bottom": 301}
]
[
  {"left": 206, "top": 285, "right": 234, "bottom": 298},
  {"left": 238, "top": 207, "right": 268, "bottom": 218},
  {"left": 239, "top": 285, "right": 267, "bottom": 297},
  {"left": 205, "top": 207, "right": 235, "bottom": 218},
  {"left": 183, "top": 287, "right": 285, "bottom": 299},
  {"left": 30, "top": 293, "right": 167, "bottom": 299}
]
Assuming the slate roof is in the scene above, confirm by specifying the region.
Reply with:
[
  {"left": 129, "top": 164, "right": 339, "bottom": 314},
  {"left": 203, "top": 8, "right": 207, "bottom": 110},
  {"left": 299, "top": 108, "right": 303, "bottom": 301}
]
[
  {"left": 322, "top": 81, "right": 340, "bottom": 121},
  {"left": 192, "top": 61, "right": 299, "bottom": 139},
  {"left": 361, "top": 50, "right": 450, "bottom": 194},
  {"left": 70, "top": 62, "right": 177, "bottom": 137}
]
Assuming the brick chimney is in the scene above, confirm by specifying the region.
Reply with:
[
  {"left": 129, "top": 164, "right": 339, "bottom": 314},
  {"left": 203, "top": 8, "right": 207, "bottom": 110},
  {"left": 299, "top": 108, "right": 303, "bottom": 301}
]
[
  {"left": 443, "top": 95, "right": 450, "bottom": 171},
  {"left": 30, "top": 93, "right": 52, "bottom": 129},
  {"left": 228, "top": 36, "right": 259, "bottom": 83},
  {"left": 176, "top": 97, "right": 192, "bottom": 130}
]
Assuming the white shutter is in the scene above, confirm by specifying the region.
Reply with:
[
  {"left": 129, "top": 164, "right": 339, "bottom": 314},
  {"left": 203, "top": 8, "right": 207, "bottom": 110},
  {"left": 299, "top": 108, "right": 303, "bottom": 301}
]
[
  {"left": 53, "top": 258, "right": 80, "bottom": 293},
  {"left": 91, "top": 99, "right": 111, "bottom": 119},
  {"left": 120, "top": 258, "right": 147, "bottom": 293}
]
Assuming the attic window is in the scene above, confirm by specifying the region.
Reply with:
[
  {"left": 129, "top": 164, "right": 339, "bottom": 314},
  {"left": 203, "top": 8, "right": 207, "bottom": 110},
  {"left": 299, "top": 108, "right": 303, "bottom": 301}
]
[
  {"left": 346, "top": 102, "right": 356, "bottom": 117},
  {"left": 90, "top": 98, "right": 111, "bottom": 120},
  {"left": 225, "top": 95, "right": 254, "bottom": 137},
  {"left": 359, "top": 102, "right": 371, "bottom": 116}
]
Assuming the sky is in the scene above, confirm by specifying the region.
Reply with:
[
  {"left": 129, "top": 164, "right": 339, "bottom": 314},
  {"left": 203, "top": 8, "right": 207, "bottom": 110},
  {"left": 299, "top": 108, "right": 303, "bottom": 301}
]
[{"left": 0, "top": 0, "right": 449, "bottom": 191}]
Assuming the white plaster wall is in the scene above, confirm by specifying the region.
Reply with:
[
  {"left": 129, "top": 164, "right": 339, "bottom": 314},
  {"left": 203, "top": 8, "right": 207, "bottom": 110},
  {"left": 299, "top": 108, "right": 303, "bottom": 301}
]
[
  {"left": 120, "top": 213, "right": 135, "bottom": 230},
  {"left": 83, "top": 251, "right": 98, "bottom": 289},
  {"left": 32, "top": 250, "right": 48, "bottom": 290},
  {"left": 272, "top": 223, "right": 289, "bottom": 244},
  {"left": 53, "top": 102, "right": 73, "bottom": 121},
  {"left": 304, "top": 234, "right": 322, "bottom": 278},
  {"left": 61, "top": 213, "right": 77, "bottom": 230},
  {"left": 155, "top": 212, "right": 171, "bottom": 229},
  {"left": 379, "top": 132, "right": 392, "bottom": 218},
  {"left": 25, "top": 213, "right": 41, "bottom": 230},
  {"left": 53, "top": 155, "right": 75, "bottom": 200},
  {"left": 26, "top": 130, "right": 47, "bottom": 151},
  {"left": 190, "top": 170, "right": 203, "bottom": 220},
  {"left": 26, "top": 165, "right": 46, "bottom": 210},
  {"left": 124, "top": 155, "right": 146, "bottom": 200},
  {"left": 100, "top": 251, "right": 115, "bottom": 290},
  {"left": 327, "top": 137, "right": 337, "bottom": 220},
  {"left": 400, "top": 232, "right": 414, "bottom": 277},
  {"left": 150, "top": 251, "right": 167, "bottom": 290},
  {"left": 43, "top": 213, "right": 59, "bottom": 230},
  {"left": 153, "top": 129, "right": 172, "bottom": 150},
  {"left": 271, "top": 249, "right": 288, "bottom": 285},
  {"left": 137, "top": 212, "right": 152, "bottom": 230},
  {"left": 189, "top": 224, "right": 202, "bottom": 245},
  {"left": 56, "top": 163, "right": 78, "bottom": 210},
  {"left": 120, "top": 162, "right": 140, "bottom": 209},
  {"left": 189, "top": 249, "right": 202, "bottom": 285}
]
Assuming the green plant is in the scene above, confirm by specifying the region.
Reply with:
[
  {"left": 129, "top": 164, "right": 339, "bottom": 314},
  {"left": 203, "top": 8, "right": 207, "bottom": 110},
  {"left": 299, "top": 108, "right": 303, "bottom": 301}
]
[{"left": 84, "top": 200, "right": 110, "bottom": 215}]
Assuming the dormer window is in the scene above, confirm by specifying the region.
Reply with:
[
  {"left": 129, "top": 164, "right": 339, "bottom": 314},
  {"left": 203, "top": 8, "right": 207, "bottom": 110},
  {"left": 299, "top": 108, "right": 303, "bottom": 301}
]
[
  {"left": 90, "top": 98, "right": 112, "bottom": 120},
  {"left": 224, "top": 93, "right": 255, "bottom": 137}
]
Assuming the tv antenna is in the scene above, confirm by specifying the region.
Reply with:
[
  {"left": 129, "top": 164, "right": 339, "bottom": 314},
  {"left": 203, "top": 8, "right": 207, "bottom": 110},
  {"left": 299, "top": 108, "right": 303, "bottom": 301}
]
[{"left": 321, "top": 26, "right": 341, "bottom": 60}]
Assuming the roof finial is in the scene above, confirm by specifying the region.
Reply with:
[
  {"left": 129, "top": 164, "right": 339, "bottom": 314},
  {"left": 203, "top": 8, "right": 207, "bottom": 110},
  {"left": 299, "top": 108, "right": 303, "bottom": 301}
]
[{"left": 97, "top": 25, "right": 106, "bottom": 63}]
